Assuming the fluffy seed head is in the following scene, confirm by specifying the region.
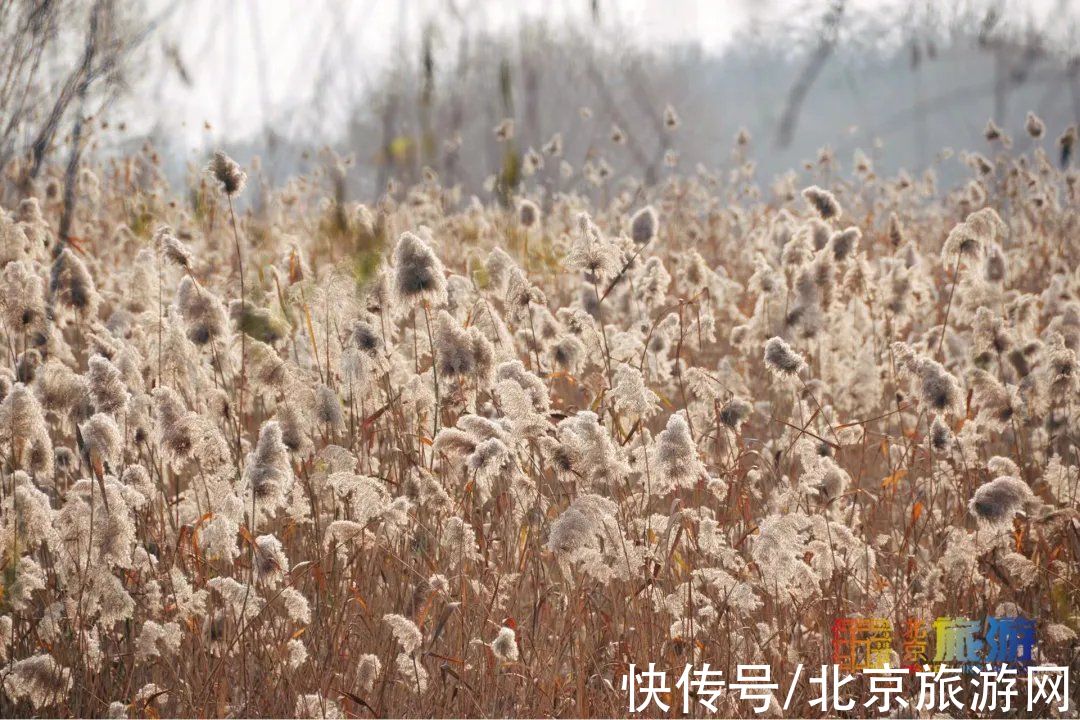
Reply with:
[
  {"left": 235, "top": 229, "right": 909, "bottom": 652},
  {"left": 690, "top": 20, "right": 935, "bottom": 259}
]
[
  {"left": 80, "top": 412, "right": 122, "bottom": 467},
  {"left": 0, "top": 261, "right": 45, "bottom": 331},
  {"left": 392, "top": 231, "right": 446, "bottom": 307},
  {"left": 763, "top": 337, "right": 806, "bottom": 377},
  {"left": 50, "top": 247, "right": 98, "bottom": 315},
  {"left": 969, "top": 476, "right": 1032, "bottom": 526},
  {"left": 930, "top": 415, "right": 952, "bottom": 451},
  {"left": 630, "top": 206, "right": 658, "bottom": 245},
  {"left": 356, "top": 654, "right": 381, "bottom": 693},
  {"left": 1, "top": 654, "right": 72, "bottom": 709},
  {"left": 87, "top": 355, "right": 129, "bottom": 415},
  {"left": 491, "top": 626, "right": 518, "bottom": 663},
  {"left": 1025, "top": 111, "right": 1045, "bottom": 139},
  {"left": 518, "top": 199, "right": 539, "bottom": 228},
  {"left": 383, "top": 614, "right": 422, "bottom": 654},
  {"left": 568, "top": 213, "right": 621, "bottom": 280},
  {"left": 253, "top": 534, "right": 289, "bottom": 584},
  {"left": 802, "top": 185, "right": 841, "bottom": 220},
  {"left": 176, "top": 276, "right": 227, "bottom": 346},
  {"left": 208, "top": 150, "right": 247, "bottom": 195},
  {"left": 313, "top": 384, "right": 344, "bottom": 431},
  {"left": 828, "top": 227, "right": 861, "bottom": 262},
  {"left": 155, "top": 226, "right": 192, "bottom": 268},
  {"left": 350, "top": 318, "right": 383, "bottom": 358},
  {"left": 656, "top": 413, "right": 704, "bottom": 491},
  {"left": 719, "top": 398, "right": 753, "bottom": 430},
  {"left": 244, "top": 420, "right": 292, "bottom": 515}
]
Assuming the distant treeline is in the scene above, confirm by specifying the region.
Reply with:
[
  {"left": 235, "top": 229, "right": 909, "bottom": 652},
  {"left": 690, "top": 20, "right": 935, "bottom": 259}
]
[{"left": 158, "top": 5, "right": 1080, "bottom": 202}]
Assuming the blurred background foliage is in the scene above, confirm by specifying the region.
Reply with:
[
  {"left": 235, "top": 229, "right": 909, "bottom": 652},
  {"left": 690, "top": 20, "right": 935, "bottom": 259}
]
[{"left": 2, "top": 0, "right": 1079, "bottom": 204}]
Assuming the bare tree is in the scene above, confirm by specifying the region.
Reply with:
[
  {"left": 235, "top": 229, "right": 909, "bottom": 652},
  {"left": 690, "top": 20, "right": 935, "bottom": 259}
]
[
  {"left": 775, "top": 0, "right": 846, "bottom": 148},
  {"left": 0, "top": 0, "right": 171, "bottom": 195}
]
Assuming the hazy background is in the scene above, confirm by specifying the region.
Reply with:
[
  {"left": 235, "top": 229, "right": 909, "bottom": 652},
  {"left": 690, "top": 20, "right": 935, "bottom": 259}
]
[{"left": 2, "top": 0, "right": 1079, "bottom": 201}]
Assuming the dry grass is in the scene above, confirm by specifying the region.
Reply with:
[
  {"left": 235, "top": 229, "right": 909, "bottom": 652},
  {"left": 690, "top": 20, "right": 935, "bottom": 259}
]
[{"left": 0, "top": 120, "right": 1078, "bottom": 718}]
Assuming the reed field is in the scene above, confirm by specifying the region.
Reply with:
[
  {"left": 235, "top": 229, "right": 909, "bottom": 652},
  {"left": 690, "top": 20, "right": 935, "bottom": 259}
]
[{"left": 0, "top": 111, "right": 1078, "bottom": 717}]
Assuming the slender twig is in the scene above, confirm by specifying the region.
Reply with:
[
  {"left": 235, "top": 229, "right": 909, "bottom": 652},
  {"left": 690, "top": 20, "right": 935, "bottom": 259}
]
[{"left": 936, "top": 253, "right": 962, "bottom": 360}]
